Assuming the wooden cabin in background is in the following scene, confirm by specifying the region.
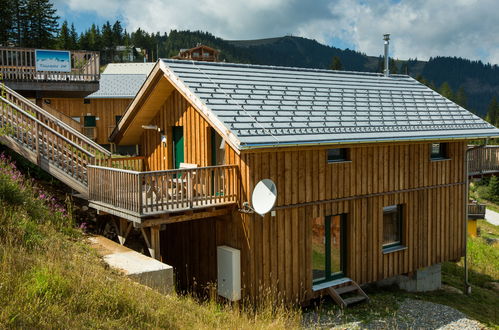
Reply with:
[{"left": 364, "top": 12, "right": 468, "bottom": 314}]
[
  {"left": 88, "top": 59, "right": 499, "bottom": 305},
  {"left": 172, "top": 44, "right": 220, "bottom": 62},
  {"left": 41, "top": 63, "right": 154, "bottom": 150}
]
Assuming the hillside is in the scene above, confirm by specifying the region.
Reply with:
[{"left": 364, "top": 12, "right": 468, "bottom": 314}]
[
  {"left": 0, "top": 152, "right": 299, "bottom": 328},
  {"left": 161, "top": 31, "right": 498, "bottom": 117}
]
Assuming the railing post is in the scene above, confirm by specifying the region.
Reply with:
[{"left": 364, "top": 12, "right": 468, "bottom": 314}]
[
  {"left": 138, "top": 172, "right": 143, "bottom": 215},
  {"left": 188, "top": 170, "right": 193, "bottom": 208}
]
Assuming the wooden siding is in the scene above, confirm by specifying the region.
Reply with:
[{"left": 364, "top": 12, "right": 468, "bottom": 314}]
[
  {"left": 156, "top": 141, "right": 467, "bottom": 303},
  {"left": 45, "top": 98, "right": 131, "bottom": 144},
  {"left": 141, "top": 90, "right": 219, "bottom": 170},
  {"left": 232, "top": 142, "right": 467, "bottom": 302}
]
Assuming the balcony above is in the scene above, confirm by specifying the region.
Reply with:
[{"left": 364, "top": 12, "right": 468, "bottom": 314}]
[
  {"left": 0, "top": 47, "right": 100, "bottom": 98},
  {"left": 87, "top": 162, "right": 239, "bottom": 225}
]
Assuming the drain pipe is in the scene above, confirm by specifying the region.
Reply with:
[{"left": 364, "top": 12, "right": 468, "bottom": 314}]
[{"left": 464, "top": 142, "right": 486, "bottom": 295}]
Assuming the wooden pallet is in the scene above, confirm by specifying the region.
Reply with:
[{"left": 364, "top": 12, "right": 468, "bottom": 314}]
[{"left": 325, "top": 278, "right": 369, "bottom": 308}]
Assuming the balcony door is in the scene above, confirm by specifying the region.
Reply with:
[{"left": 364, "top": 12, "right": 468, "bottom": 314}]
[{"left": 312, "top": 214, "right": 346, "bottom": 285}]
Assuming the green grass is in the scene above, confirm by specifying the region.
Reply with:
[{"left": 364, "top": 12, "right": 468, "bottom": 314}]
[{"left": 0, "top": 155, "right": 300, "bottom": 329}]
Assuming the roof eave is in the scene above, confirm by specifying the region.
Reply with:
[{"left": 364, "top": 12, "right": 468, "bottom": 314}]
[{"left": 238, "top": 133, "right": 499, "bottom": 150}]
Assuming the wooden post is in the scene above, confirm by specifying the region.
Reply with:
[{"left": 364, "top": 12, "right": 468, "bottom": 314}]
[
  {"left": 151, "top": 225, "right": 161, "bottom": 260},
  {"left": 117, "top": 218, "right": 132, "bottom": 245},
  {"left": 141, "top": 226, "right": 161, "bottom": 260}
]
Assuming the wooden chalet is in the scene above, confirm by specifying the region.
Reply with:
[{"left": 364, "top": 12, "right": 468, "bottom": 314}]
[
  {"left": 90, "top": 59, "right": 499, "bottom": 304},
  {"left": 172, "top": 44, "right": 219, "bottom": 62},
  {"left": 2, "top": 57, "right": 499, "bottom": 306}
]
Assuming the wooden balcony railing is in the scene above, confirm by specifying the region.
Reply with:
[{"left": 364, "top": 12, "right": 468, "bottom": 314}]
[
  {"left": 468, "top": 146, "right": 499, "bottom": 176},
  {"left": 108, "top": 156, "right": 144, "bottom": 171},
  {"left": 0, "top": 85, "right": 111, "bottom": 192},
  {"left": 87, "top": 164, "right": 239, "bottom": 217},
  {"left": 0, "top": 47, "right": 100, "bottom": 82},
  {"left": 468, "top": 203, "right": 486, "bottom": 219}
]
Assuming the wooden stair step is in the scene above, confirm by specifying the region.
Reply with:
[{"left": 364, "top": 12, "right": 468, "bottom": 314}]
[
  {"left": 343, "top": 295, "right": 367, "bottom": 306},
  {"left": 334, "top": 284, "right": 357, "bottom": 295}
]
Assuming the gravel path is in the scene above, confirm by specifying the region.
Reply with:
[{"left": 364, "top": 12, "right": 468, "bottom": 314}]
[
  {"left": 485, "top": 208, "right": 499, "bottom": 226},
  {"left": 303, "top": 298, "right": 484, "bottom": 329}
]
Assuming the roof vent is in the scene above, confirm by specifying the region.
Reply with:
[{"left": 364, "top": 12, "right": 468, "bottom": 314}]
[{"left": 383, "top": 34, "right": 390, "bottom": 77}]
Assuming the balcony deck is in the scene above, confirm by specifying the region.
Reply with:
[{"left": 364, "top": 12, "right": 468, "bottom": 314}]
[
  {"left": 87, "top": 164, "right": 239, "bottom": 224},
  {"left": 468, "top": 145, "right": 499, "bottom": 177},
  {"left": 1, "top": 47, "right": 100, "bottom": 97}
]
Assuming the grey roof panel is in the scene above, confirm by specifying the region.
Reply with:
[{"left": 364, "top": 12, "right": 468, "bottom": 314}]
[
  {"left": 87, "top": 74, "right": 147, "bottom": 99},
  {"left": 161, "top": 59, "right": 499, "bottom": 148}
]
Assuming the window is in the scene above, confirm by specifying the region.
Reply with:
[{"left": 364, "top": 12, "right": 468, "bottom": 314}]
[
  {"left": 84, "top": 116, "right": 96, "bottom": 127},
  {"left": 83, "top": 99, "right": 90, "bottom": 104},
  {"left": 383, "top": 205, "right": 403, "bottom": 251},
  {"left": 430, "top": 143, "right": 447, "bottom": 160},
  {"left": 312, "top": 215, "right": 346, "bottom": 284},
  {"left": 115, "top": 115, "right": 122, "bottom": 125},
  {"left": 327, "top": 148, "right": 348, "bottom": 163},
  {"left": 71, "top": 116, "right": 81, "bottom": 123}
]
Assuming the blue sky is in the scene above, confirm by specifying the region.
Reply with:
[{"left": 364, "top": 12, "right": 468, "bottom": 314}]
[{"left": 52, "top": 0, "right": 499, "bottom": 64}]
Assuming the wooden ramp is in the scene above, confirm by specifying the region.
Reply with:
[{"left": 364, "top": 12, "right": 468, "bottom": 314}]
[
  {"left": 325, "top": 278, "right": 369, "bottom": 308},
  {"left": 0, "top": 85, "right": 111, "bottom": 197}
]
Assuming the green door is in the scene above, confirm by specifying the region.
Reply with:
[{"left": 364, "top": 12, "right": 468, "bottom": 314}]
[{"left": 172, "top": 126, "right": 184, "bottom": 169}]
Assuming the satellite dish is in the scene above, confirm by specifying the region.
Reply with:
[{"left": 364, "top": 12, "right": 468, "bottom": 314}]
[{"left": 251, "top": 179, "right": 277, "bottom": 216}]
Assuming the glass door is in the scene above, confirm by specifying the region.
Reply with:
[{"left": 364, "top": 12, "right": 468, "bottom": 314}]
[{"left": 312, "top": 214, "right": 346, "bottom": 284}]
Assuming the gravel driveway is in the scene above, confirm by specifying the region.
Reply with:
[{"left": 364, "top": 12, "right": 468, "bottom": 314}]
[{"left": 303, "top": 298, "right": 484, "bottom": 329}]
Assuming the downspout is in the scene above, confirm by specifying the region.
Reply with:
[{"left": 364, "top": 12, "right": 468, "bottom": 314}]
[{"left": 464, "top": 141, "right": 487, "bottom": 295}]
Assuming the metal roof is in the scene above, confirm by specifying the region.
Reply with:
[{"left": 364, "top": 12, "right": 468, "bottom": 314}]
[
  {"left": 160, "top": 59, "right": 499, "bottom": 148},
  {"left": 103, "top": 63, "right": 155, "bottom": 75},
  {"left": 86, "top": 74, "right": 147, "bottom": 99}
]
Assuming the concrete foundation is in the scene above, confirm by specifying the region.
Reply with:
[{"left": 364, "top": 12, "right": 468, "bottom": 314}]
[
  {"left": 377, "top": 263, "right": 442, "bottom": 292},
  {"left": 88, "top": 235, "right": 174, "bottom": 295}
]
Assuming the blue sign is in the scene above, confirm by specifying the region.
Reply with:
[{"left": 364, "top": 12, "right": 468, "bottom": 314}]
[{"left": 35, "top": 49, "right": 71, "bottom": 72}]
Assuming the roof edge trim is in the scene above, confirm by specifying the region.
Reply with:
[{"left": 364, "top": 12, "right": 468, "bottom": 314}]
[{"left": 238, "top": 133, "right": 499, "bottom": 150}]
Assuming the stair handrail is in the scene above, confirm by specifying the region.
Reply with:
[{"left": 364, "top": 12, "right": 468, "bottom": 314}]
[
  {"left": 1, "top": 96, "right": 95, "bottom": 158},
  {"left": 1, "top": 85, "right": 111, "bottom": 156}
]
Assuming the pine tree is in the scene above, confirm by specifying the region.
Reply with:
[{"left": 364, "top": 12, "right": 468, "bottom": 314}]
[
  {"left": 56, "top": 20, "right": 71, "bottom": 49},
  {"left": 101, "top": 21, "right": 113, "bottom": 49},
  {"left": 330, "top": 56, "right": 342, "bottom": 70},
  {"left": 455, "top": 87, "right": 467, "bottom": 108},
  {"left": 439, "top": 82, "right": 454, "bottom": 101},
  {"left": 0, "top": 0, "right": 14, "bottom": 45},
  {"left": 69, "top": 23, "right": 78, "bottom": 49},
  {"left": 25, "top": 0, "right": 59, "bottom": 48},
  {"left": 11, "top": 0, "right": 29, "bottom": 46},
  {"left": 489, "top": 175, "right": 499, "bottom": 202},
  {"left": 485, "top": 97, "right": 498, "bottom": 126},
  {"left": 112, "top": 20, "right": 123, "bottom": 45}
]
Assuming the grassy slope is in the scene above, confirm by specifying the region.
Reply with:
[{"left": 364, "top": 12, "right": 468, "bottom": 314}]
[{"left": 0, "top": 156, "right": 300, "bottom": 329}]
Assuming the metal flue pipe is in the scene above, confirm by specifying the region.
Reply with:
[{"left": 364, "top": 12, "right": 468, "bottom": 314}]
[{"left": 384, "top": 34, "right": 390, "bottom": 77}]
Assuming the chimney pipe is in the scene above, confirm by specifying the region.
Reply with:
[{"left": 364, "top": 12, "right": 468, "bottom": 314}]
[{"left": 383, "top": 34, "right": 390, "bottom": 77}]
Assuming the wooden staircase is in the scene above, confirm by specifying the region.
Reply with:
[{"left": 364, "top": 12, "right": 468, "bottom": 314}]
[
  {"left": 325, "top": 278, "right": 369, "bottom": 308},
  {"left": 0, "top": 84, "right": 111, "bottom": 198}
]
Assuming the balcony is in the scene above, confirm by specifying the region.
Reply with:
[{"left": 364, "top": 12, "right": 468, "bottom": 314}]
[
  {"left": 0, "top": 47, "right": 100, "bottom": 98},
  {"left": 468, "top": 145, "right": 499, "bottom": 176},
  {"left": 87, "top": 163, "right": 239, "bottom": 223}
]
